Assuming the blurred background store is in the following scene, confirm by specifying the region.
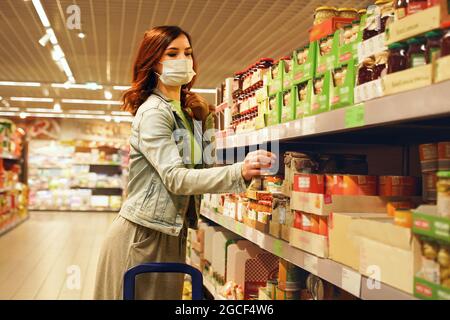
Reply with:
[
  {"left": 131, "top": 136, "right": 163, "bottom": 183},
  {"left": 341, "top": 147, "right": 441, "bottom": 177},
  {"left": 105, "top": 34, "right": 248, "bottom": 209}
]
[{"left": 0, "top": 0, "right": 449, "bottom": 301}]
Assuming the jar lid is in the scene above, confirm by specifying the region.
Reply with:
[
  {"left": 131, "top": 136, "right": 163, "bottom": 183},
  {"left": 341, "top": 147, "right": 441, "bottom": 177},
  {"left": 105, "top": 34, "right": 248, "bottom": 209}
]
[
  {"left": 358, "top": 9, "right": 367, "bottom": 13},
  {"left": 425, "top": 30, "right": 443, "bottom": 38},
  {"left": 437, "top": 171, "right": 450, "bottom": 178},
  {"left": 338, "top": 8, "right": 358, "bottom": 13},
  {"left": 315, "top": 6, "right": 337, "bottom": 12},
  {"left": 388, "top": 42, "right": 407, "bottom": 49},
  {"left": 406, "top": 37, "right": 420, "bottom": 44},
  {"left": 375, "top": 0, "right": 392, "bottom": 5}
]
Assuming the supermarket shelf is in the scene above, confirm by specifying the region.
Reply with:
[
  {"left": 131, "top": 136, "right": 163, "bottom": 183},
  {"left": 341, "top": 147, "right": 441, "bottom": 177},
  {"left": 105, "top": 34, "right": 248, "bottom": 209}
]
[
  {"left": 200, "top": 207, "right": 416, "bottom": 300},
  {"left": 0, "top": 153, "right": 20, "bottom": 160},
  {"left": 202, "top": 277, "right": 227, "bottom": 300},
  {"left": 216, "top": 81, "right": 450, "bottom": 149},
  {"left": 70, "top": 186, "right": 123, "bottom": 190},
  {"left": 0, "top": 214, "right": 29, "bottom": 236},
  {"left": 29, "top": 208, "right": 120, "bottom": 213},
  {"left": 74, "top": 163, "right": 122, "bottom": 167}
]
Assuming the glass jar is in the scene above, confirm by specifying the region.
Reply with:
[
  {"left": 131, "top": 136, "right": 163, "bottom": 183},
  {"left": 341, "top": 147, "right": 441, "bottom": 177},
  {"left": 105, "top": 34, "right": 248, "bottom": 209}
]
[
  {"left": 357, "top": 57, "right": 375, "bottom": 85},
  {"left": 394, "top": 0, "right": 409, "bottom": 20},
  {"left": 425, "top": 30, "right": 443, "bottom": 64},
  {"left": 408, "top": 0, "right": 428, "bottom": 15},
  {"left": 388, "top": 42, "right": 408, "bottom": 73},
  {"left": 338, "top": 8, "right": 359, "bottom": 20},
  {"left": 440, "top": 25, "right": 450, "bottom": 58},
  {"left": 314, "top": 6, "right": 338, "bottom": 25},
  {"left": 363, "top": 5, "right": 381, "bottom": 40},
  {"left": 407, "top": 37, "right": 427, "bottom": 68},
  {"left": 378, "top": 0, "right": 395, "bottom": 33},
  {"left": 358, "top": 8, "right": 367, "bottom": 18}
]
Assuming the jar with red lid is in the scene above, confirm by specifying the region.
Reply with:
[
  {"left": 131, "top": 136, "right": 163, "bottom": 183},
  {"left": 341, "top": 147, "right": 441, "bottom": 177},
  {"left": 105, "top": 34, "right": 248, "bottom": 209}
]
[
  {"left": 407, "top": 37, "right": 427, "bottom": 68},
  {"left": 425, "top": 30, "right": 443, "bottom": 64},
  {"left": 388, "top": 42, "right": 408, "bottom": 73},
  {"left": 441, "top": 24, "right": 450, "bottom": 58},
  {"left": 407, "top": 0, "right": 428, "bottom": 15}
]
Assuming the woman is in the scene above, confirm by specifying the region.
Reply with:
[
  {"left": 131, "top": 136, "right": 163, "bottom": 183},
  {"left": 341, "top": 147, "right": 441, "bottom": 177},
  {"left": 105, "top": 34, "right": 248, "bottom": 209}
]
[{"left": 94, "top": 26, "right": 276, "bottom": 300}]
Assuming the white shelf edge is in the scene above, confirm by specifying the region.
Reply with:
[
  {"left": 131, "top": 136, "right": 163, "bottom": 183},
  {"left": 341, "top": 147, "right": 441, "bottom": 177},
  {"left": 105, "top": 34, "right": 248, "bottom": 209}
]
[
  {"left": 216, "top": 81, "right": 450, "bottom": 149},
  {"left": 200, "top": 207, "right": 416, "bottom": 300}
]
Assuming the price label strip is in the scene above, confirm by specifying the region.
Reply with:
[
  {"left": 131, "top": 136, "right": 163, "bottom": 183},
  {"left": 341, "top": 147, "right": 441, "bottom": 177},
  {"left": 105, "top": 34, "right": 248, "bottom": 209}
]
[
  {"left": 303, "top": 253, "right": 319, "bottom": 275},
  {"left": 345, "top": 104, "right": 365, "bottom": 129},
  {"left": 302, "top": 116, "right": 316, "bottom": 136},
  {"left": 273, "top": 239, "right": 283, "bottom": 257},
  {"left": 341, "top": 267, "right": 362, "bottom": 298},
  {"left": 235, "top": 223, "right": 243, "bottom": 235}
]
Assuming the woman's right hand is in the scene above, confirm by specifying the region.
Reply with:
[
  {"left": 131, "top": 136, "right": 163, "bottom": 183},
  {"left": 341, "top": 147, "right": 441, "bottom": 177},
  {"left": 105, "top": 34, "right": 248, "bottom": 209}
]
[{"left": 241, "top": 150, "right": 277, "bottom": 181}]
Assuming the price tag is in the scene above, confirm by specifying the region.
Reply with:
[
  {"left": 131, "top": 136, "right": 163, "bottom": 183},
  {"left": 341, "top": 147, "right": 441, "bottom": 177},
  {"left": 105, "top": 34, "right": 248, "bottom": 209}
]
[
  {"left": 218, "top": 215, "right": 224, "bottom": 225},
  {"left": 345, "top": 104, "right": 365, "bottom": 128},
  {"left": 235, "top": 223, "right": 243, "bottom": 235},
  {"left": 256, "top": 231, "right": 265, "bottom": 247},
  {"left": 244, "top": 227, "right": 253, "bottom": 240},
  {"left": 302, "top": 116, "right": 316, "bottom": 136},
  {"left": 303, "top": 253, "right": 319, "bottom": 275},
  {"left": 273, "top": 239, "right": 283, "bottom": 257},
  {"left": 342, "top": 267, "right": 362, "bottom": 298}
]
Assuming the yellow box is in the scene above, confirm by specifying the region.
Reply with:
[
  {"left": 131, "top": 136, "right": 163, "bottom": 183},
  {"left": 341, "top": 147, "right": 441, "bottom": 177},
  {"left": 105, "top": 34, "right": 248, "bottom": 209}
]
[
  {"left": 435, "top": 55, "right": 450, "bottom": 83},
  {"left": 382, "top": 64, "right": 433, "bottom": 96},
  {"left": 289, "top": 227, "right": 328, "bottom": 258}
]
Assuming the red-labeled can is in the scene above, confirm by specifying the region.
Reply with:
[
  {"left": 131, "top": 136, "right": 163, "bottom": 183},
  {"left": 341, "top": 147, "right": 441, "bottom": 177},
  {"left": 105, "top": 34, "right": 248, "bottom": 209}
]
[
  {"left": 342, "top": 175, "right": 378, "bottom": 196},
  {"left": 293, "top": 174, "right": 325, "bottom": 194},
  {"left": 420, "top": 143, "right": 438, "bottom": 172},
  {"left": 379, "top": 176, "right": 419, "bottom": 196},
  {"left": 325, "top": 175, "right": 344, "bottom": 195},
  {"left": 438, "top": 142, "right": 450, "bottom": 171},
  {"left": 293, "top": 211, "right": 303, "bottom": 229}
]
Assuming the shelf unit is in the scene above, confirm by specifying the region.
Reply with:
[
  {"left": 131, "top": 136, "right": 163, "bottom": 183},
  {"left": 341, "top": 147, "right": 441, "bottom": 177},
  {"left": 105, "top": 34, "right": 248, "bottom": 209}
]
[
  {"left": 200, "top": 207, "right": 416, "bottom": 300},
  {"left": 0, "top": 214, "right": 29, "bottom": 237},
  {"left": 216, "top": 81, "right": 450, "bottom": 149}
]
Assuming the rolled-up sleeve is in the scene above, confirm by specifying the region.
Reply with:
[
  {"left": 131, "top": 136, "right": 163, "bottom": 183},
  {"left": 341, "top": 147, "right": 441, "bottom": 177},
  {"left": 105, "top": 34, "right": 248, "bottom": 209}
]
[{"left": 138, "top": 106, "right": 247, "bottom": 195}]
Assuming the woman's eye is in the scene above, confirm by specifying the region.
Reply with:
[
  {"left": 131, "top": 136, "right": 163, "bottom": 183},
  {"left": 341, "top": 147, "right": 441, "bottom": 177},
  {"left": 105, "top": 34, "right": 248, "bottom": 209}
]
[
  {"left": 167, "top": 53, "right": 177, "bottom": 57},
  {"left": 185, "top": 52, "right": 192, "bottom": 56}
]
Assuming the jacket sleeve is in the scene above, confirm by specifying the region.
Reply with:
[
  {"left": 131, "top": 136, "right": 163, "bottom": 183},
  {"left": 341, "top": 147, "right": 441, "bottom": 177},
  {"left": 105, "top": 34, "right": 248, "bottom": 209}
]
[{"left": 138, "top": 105, "right": 247, "bottom": 196}]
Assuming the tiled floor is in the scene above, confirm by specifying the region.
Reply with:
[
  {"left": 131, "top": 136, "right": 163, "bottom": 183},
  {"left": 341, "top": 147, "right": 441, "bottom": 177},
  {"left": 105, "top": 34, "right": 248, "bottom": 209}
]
[{"left": 0, "top": 211, "right": 116, "bottom": 300}]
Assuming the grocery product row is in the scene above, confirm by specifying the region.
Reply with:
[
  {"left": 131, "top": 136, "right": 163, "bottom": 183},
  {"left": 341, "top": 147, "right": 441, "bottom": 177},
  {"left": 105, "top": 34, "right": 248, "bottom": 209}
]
[
  {"left": 0, "top": 119, "right": 28, "bottom": 235},
  {"left": 198, "top": 142, "right": 450, "bottom": 299},
  {"left": 28, "top": 140, "right": 128, "bottom": 212},
  {"left": 216, "top": 1, "right": 450, "bottom": 141}
]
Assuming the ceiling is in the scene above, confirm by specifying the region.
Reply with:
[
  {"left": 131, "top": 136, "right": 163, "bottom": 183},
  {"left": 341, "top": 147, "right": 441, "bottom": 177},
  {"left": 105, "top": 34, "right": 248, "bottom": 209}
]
[{"left": 0, "top": 0, "right": 372, "bottom": 116}]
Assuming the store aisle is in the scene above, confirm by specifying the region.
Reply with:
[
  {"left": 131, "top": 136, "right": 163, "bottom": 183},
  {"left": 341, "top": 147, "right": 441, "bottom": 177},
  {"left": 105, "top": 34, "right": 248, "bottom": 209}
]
[{"left": 0, "top": 211, "right": 116, "bottom": 300}]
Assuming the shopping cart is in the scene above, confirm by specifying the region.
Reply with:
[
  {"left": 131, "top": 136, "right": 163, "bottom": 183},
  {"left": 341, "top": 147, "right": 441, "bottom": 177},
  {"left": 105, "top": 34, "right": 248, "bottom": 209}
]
[{"left": 123, "top": 262, "right": 204, "bottom": 300}]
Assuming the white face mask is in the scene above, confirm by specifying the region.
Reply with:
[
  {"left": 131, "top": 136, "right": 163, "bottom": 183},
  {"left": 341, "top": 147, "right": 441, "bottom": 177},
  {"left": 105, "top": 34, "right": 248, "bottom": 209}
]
[{"left": 156, "top": 59, "right": 196, "bottom": 87}]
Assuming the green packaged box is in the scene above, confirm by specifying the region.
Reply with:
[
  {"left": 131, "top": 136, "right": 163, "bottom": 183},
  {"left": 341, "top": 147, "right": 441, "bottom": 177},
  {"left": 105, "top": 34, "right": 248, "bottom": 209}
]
[
  {"left": 316, "top": 32, "right": 338, "bottom": 76},
  {"left": 256, "top": 86, "right": 269, "bottom": 103},
  {"left": 413, "top": 210, "right": 450, "bottom": 243},
  {"left": 310, "top": 71, "right": 331, "bottom": 115},
  {"left": 330, "top": 58, "right": 356, "bottom": 110},
  {"left": 255, "top": 99, "right": 268, "bottom": 129},
  {"left": 414, "top": 276, "right": 450, "bottom": 300},
  {"left": 268, "top": 60, "right": 284, "bottom": 96},
  {"left": 267, "top": 94, "right": 281, "bottom": 126},
  {"left": 335, "top": 18, "right": 364, "bottom": 67},
  {"left": 280, "top": 88, "right": 295, "bottom": 123},
  {"left": 292, "top": 42, "right": 318, "bottom": 84},
  {"left": 283, "top": 58, "right": 293, "bottom": 90},
  {"left": 293, "top": 80, "right": 313, "bottom": 119}
]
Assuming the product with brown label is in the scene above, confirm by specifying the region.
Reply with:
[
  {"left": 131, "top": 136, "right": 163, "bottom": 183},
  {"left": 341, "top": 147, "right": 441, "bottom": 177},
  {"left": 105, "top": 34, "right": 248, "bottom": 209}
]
[
  {"left": 407, "top": 37, "right": 427, "bottom": 68},
  {"left": 342, "top": 175, "right": 378, "bottom": 195},
  {"left": 379, "top": 176, "right": 419, "bottom": 196},
  {"left": 420, "top": 143, "right": 439, "bottom": 172},
  {"left": 423, "top": 172, "right": 438, "bottom": 202},
  {"left": 438, "top": 142, "right": 450, "bottom": 170},
  {"left": 294, "top": 174, "right": 325, "bottom": 194},
  {"left": 388, "top": 42, "right": 409, "bottom": 74}
]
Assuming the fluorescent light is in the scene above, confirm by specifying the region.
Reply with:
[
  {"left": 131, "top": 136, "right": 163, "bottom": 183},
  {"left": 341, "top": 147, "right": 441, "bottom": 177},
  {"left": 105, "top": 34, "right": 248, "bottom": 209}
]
[
  {"left": 39, "top": 33, "right": 50, "bottom": 47},
  {"left": 53, "top": 102, "right": 61, "bottom": 112},
  {"left": 61, "top": 99, "right": 121, "bottom": 105},
  {"left": 59, "top": 58, "right": 73, "bottom": 78},
  {"left": 104, "top": 90, "right": 113, "bottom": 100},
  {"left": 105, "top": 115, "right": 112, "bottom": 122},
  {"left": 11, "top": 97, "right": 54, "bottom": 102},
  {"left": 51, "top": 45, "right": 65, "bottom": 61},
  {"left": 46, "top": 28, "right": 58, "bottom": 45},
  {"left": 26, "top": 108, "right": 61, "bottom": 113},
  {"left": 19, "top": 112, "right": 27, "bottom": 119},
  {"left": 113, "top": 85, "right": 131, "bottom": 91},
  {"left": 111, "top": 111, "right": 129, "bottom": 116},
  {"left": 51, "top": 83, "right": 103, "bottom": 90},
  {"left": 78, "top": 33, "right": 86, "bottom": 39},
  {"left": 0, "top": 107, "right": 19, "bottom": 111},
  {"left": 191, "top": 88, "right": 217, "bottom": 94},
  {"left": 68, "top": 110, "right": 105, "bottom": 115},
  {"left": 0, "top": 112, "right": 17, "bottom": 117},
  {"left": 32, "top": 0, "right": 51, "bottom": 28},
  {"left": 0, "top": 81, "right": 41, "bottom": 87}
]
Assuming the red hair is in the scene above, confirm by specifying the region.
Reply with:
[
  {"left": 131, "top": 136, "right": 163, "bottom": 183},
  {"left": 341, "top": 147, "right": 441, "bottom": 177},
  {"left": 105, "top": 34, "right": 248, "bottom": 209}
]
[{"left": 122, "top": 26, "right": 197, "bottom": 115}]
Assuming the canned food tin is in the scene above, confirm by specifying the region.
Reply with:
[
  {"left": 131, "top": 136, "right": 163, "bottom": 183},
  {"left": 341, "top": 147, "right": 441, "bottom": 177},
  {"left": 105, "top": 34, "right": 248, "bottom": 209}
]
[
  {"left": 379, "top": 176, "right": 419, "bottom": 196},
  {"left": 438, "top": 142, "right": 450, "bottom": 171}
]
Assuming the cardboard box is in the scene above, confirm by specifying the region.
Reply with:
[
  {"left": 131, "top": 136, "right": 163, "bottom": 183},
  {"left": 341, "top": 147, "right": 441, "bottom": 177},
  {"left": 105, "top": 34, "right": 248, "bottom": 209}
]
[
  {"left": 383, "top": 64, "right": 433, "bottom": 96},
  {"left": 281, "top": 225, "right": 291, "bottom": 242},
  {"left": 329, "top": 212, "right": 390, "bottom": 270},
  {"left": 283, "top": 59, "right": 293, "bottom": 90},
  {"left": 290, "top": 191, "right": 421, "bottom": 216},
  {"left": 316, "top": 33, "right": 339, "bottom": 76},
  {"left": 310, "top": 71, "right": 331, "bottom": 115},
  {"left": 349, "top": 218, "right": 421, "bottom": 294},
  {"left": 293, "top": 173, "right": 325, "bottom": 194},
  {"left": 268, "top": 60, "right": 284, "bottom": 96},
  {"left": 435, "top": 55, "right": 450, "bottom": 83},
  {"left": 414, "top": 276, "right": 450, "bottom": 300},
  {"left": 293, "top": 80, "right": 313, "bottom": 118},
  {"left": 335, "top": 19, "right": 364, "bottom": 67},
  {"left": 309, "top": 17, "right": 356, "bottom": 42},
  {"left": 385, "top": 4, "right": 450, "bottom": 45},
  {"left": 267, "top": 94, "right": 281, "bottom": 126},
  {"left": 289, "top": 227, "right": 329, "bottom": 258},
  {"left": 292, "top": 42, "right": 318, "bottom": 84},
  {"left": 330, "top": 58, "right": 356, "bottom": 110},
  {"left": 255, "top": 220, "right": 270, "bottom": 234},
  {"left": 413, "top": 205, "right": 450, "bottom": 242},
  {"left": 243, "top": 210, "right": 257, "bottom": 229},
  {"left": 280, "top": 88, "right": 295, "bottom": 123}
]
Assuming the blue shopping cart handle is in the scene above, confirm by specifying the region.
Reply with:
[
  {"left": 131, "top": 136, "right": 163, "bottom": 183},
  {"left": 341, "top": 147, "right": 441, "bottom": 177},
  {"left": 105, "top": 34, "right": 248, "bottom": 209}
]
[{"left": 123, "top": 262, "right": 203, "bottom": 300}]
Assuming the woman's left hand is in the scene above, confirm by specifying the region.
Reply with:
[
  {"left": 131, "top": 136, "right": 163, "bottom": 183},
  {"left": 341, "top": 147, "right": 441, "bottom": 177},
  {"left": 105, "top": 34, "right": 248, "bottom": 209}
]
[{"left": 184, "top": 91, "right": 212, "bottom": 121}]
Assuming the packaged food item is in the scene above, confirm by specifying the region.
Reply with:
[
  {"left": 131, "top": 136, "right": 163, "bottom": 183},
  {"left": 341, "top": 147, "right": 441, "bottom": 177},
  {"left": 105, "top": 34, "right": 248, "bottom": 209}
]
[
  {"left": 357, "top": 57, "right": 376, "bottom": 85},
  {"left": 373, "top": 51, "right": 389, "bottom": 79},
  {"left": 350, "top": 20, "right": 361, "bottom": 42},
  {"left": 314, "top": 6, "right": 338, "bottom": 25},
  {"left": 311, "top": 215, "right": 320, "bottom": 234},
  {"left": 388, "top": 42, "right": 408, "bottom": 73},
  {"left": 342, "top": 175, "right": 378, "bottom": 195},
  {"left": 302, "top": 213, "right": 313, "bottom": 232},
  {"left": 293, "top": 173, "right": 325, "bottom": 194},
  {"left": 319, "top": 217, "right": 328, "bottom": 236},
  {"left": 293, "top": 210, "right": 303, "bottom": 229},
  {"left": 394, "top": 0, "right": 409, "bottom": 20},
  {"left": 425, "top": 30, "right": 443, "bottom": 64},
  {"left": 407, "top": 37, "right": 427, "bottom": 68},
  {"left": 338, "top": 8, "right": 359, "bottom": 20},
  {"left": 319, "top": 37, "right": 333, "bottom": 56},
  {"left": 441, "top": 24, "right": 450, "bottom": 57},
  {"left": 278, "top": 260, "right": 304, "bottom": 287},
  {"left": 394, "top": 209, "right": 413, "bottom": 228},
  {"left": 378, "top": 0, "right": 395, "bottom": 32},
  {"left": 420, "top": 143, "right": 439, "bottom": 172},
  {"left": 438, "top": 142, "right": 450, "bottom": 170},
  {"left": 437, "top": 171, "right": 450, "bottom": 218},
  {"left": 340, "top": 24, "right": 354, "bottom": 45},
  {"left": 387, "top": 201, "right": 414, "bottom": 216},
  {"left": 298, "top": 82, "right": 308, "bottom": 101},
  {"left": 408, "top": 0, "right": 429, "bottom": 14},
  {"left": 379, "top": 176, "right": 418, "bottom": 196},
  {"left": 326, "top": 175, "right": 344, "bottom": 195},
  {"left": 333, "top": 66, "right": 347, "bottom": 86},
  {"left": 423, "top": 172, "right": 438, "bottom": 202},
  {"left": 314, "top": 76, "right": 325, "bottom": 95}
]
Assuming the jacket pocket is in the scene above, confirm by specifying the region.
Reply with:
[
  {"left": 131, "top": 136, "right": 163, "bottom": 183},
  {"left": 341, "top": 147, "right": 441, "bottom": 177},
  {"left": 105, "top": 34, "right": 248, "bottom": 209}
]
[{"left": 140, "top": 181, "right": 156, "bottom": 211}]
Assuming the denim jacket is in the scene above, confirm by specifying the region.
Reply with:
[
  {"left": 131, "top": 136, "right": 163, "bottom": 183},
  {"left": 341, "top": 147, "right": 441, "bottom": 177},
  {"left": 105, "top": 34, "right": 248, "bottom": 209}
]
[{"left": 119, "top": 90, "right": 247, "bottom": 236}]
